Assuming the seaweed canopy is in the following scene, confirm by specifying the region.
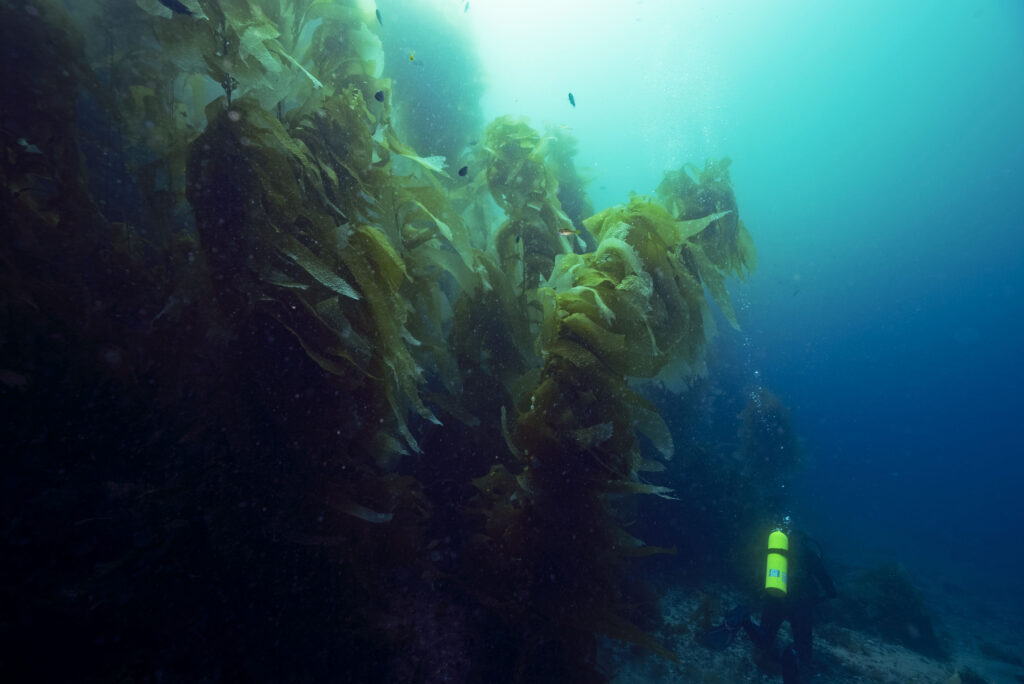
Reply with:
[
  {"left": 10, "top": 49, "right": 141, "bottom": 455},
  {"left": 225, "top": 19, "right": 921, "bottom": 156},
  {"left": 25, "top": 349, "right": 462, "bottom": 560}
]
[
  {"left": 2, "top": 0, "right": 768, "bottom": 678},
  {"left": 657, "top": 159, "right": 757, "bottom": 328},
  {"left": 544, "top": 124, "right": 594, "bottom": 238},
  {"left": 568, "top": 197, "right": 715, "bottom": 379},
  {"left": 186, "top": 71, "right": 491, "bottom": 460},
  {"left": 539, "top": 169, "right": 755, "bottom": 388},
  {"left": 517, "top": 187, "right": 751, "bottom": 481},
  {"left": 157, "top": 0, "right": 487, "bottom": 462},
  {"left": 472, "top": 167, "right": 757, "bottom": 673},
  {"left": 446, "top": 116, "right": 581, "bottom": 410},
  {"left": 82, "top": 0, "right": 394, "bottom": 271},
  {"left": 484, "top": 116, "right": 576, "bottom": 291},
  {"left": 138, "top": 0, "right": 385, "bottom": 116}
]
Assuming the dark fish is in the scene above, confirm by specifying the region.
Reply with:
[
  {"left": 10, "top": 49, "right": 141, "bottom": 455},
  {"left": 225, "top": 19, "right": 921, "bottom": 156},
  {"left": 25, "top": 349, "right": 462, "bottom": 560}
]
[
  {"left": 376, "top": 9, "right": 383, "bottom": 25},
  {"left": 568, "top": 92, "right": 575, "bottom": 107},
  {"left": 374, "top": 90, "right": 385, "bottom": 102},
  {"left": 465, "top": 2, "right": 470, "bottom": 12},
  {"left": 158, "top": 0, "right": 193, "bottom": 15},
  {"left": 458, "top": 166, "right": 468, "bottom": 177}
]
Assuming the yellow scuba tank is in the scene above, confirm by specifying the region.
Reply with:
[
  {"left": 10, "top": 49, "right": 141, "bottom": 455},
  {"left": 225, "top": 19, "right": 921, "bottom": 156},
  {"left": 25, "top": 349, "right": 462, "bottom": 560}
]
[{"left": 764, "top": 529, "right": 789, "bottom": 596}]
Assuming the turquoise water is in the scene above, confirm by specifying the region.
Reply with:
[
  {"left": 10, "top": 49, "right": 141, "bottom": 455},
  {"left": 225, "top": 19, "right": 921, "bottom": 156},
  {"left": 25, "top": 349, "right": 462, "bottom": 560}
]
[{"left": 384, "top": 0, "right": 1024, "bottom": 590}]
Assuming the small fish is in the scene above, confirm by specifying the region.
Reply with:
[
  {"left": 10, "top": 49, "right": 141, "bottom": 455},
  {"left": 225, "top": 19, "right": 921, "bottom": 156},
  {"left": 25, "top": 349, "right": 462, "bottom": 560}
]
[
  {"left": 558, "top": 228, "right": 579, "bottom": 236},
  {"left": 464, "top": 2, "right": 470, "bottom": 12},
  {"left": 409, "top": 51, "right": 415, "bottom": 63},
  {"left": 374, "top": 90, "right": 385, "bottom": 102},
  {"left": 568, "top": 92, "right": 575, "bottom": 107},
  {"left": 458, "top": 166, "right": 468, "bottom": 177},
  {"left": 376, "top": 9, "right": 383, "bottom": 25},
  {"left": 158, "top": 0, "right": 193, "bottom": 15}
]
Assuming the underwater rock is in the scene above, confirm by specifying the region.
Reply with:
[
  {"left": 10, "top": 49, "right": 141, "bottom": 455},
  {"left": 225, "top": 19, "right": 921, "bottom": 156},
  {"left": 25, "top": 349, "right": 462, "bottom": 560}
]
[{"left": 824, "top": 562, "right": 950, "bottom": 660}]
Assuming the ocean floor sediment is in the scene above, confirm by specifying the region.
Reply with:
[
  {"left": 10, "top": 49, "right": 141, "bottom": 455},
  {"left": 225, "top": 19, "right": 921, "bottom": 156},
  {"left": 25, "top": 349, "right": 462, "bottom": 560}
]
[{"left": 608, "top": 584, "right": 1024, "bottom": 684}]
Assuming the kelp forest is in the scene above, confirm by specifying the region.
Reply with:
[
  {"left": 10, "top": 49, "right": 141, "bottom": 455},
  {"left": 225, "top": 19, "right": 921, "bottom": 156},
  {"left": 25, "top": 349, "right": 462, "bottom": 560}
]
[{"left": 0, "top": 1, "right": 798, "bottom": 681}]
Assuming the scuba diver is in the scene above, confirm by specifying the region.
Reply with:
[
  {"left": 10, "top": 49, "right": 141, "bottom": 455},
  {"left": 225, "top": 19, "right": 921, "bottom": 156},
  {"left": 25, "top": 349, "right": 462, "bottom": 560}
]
[{"left": 699, "top": 515, "right": 837, "bottom": 684}]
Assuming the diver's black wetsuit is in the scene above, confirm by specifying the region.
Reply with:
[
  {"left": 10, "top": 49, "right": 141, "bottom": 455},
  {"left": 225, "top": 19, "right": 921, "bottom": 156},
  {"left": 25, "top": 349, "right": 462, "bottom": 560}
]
[{"left": 743, "top": 530, "right": 837, "bottom": 684}]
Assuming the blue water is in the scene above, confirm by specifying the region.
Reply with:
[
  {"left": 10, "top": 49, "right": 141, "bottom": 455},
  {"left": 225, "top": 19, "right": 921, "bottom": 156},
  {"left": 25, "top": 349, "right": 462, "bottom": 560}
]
[
  {"left": 719, "top": 2, "right": 1024, "bottom": 595},
  {"left": 403, "top": 0, "right": 1024, "bottom": 596}
]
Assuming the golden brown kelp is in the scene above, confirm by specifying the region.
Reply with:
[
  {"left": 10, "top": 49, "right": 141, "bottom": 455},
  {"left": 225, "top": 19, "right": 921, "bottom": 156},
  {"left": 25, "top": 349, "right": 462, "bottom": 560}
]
[
  {"left": 1, "top": 2, "right": 429, "bottom": 679},
  {"left": 180, "top": 49, "right": 493, "bottom": 678},
  {"left": 2, "top": 1, "right": 764, "bottom": 680},
  {"left": 459, "top": 133, "right": 756, "bottom": 675},
  {"left": 186, "top": 91, "right": 438, "bottom": 457},
  {"left": 445, "top": 118, "right": 568, "bottom": 426},
  {"left": 484, "top": 116, "right": 576, "bottom": 290},
  {"left": 657, "top": 158, "right": 757, "bottom": 329},
  {"left": 545, "top": 124, "right": 595, "bottom": 242}
]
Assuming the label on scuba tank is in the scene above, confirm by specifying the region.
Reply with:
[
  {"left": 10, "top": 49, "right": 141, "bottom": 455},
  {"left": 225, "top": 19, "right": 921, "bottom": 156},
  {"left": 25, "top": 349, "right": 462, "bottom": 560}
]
[{"left": 769, "top": 569, "right": 781, "bottom": 578}]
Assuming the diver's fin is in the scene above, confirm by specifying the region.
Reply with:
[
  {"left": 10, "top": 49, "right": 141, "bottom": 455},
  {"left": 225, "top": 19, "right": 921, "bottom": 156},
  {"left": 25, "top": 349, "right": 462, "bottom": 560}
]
[{"left": 698, "top": 623, "right": 738, "bottom": 650}]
